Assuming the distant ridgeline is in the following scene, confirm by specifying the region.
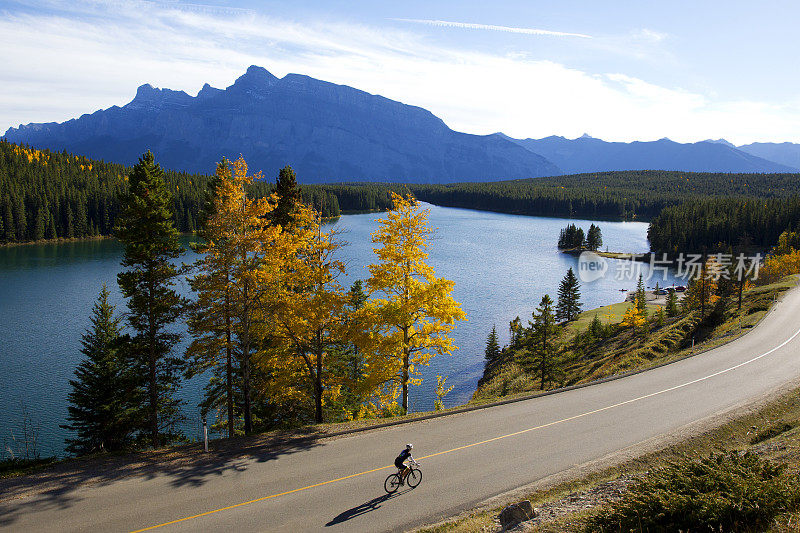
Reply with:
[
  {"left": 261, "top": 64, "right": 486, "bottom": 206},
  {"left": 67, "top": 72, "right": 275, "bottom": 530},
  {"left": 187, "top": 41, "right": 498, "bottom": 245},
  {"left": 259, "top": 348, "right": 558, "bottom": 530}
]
[
  {"left": 0, "top": 141, "right": 395, "bottom": 244},
  {"left": 409, "top": 170, "right": 800, "bottom": 221}
]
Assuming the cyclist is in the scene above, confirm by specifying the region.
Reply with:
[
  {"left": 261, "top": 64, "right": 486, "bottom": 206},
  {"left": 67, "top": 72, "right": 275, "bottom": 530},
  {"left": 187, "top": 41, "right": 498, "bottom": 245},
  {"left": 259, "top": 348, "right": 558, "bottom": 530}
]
[{"left": 394, "top": 443, "right": 417, "bottom": 485}]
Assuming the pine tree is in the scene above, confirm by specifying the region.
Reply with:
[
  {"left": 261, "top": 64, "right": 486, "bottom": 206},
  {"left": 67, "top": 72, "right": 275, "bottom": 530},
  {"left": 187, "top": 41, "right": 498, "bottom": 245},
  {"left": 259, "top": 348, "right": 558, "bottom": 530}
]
[
  {"left": 115, "top": 151, "right": 185, "bottom": 448},
  {"left": 665, "top": 289, "right": 679, "bottom": 317},
  {"left": 62, "top": 285, "right": 135, "bottom": 455},
  {"left": 331, "top": 280, "right": 371, "bottom": 420},
  {"left": 589, "top": 314, "right": 604, "bottom": 338},
  {"left": 586, "top": 224, "right": 603, "bottom": 251},
  {"left": 526, "top": 294, "right": 561, "bottom": 390},
  {"left": 683, "top": 259, "right": 718, "bottom": 316},
  {"left": 509, "top": 316, "right": 523, "bottom": 349},
  {"left": 484, "top": 325, "right": 501, "bottom": 370},
  {"left": 635, "top": 273, "right": 648, "bottom": 316},
  {"left": 556, "top": 268, "right": 582, "bottom": 321},
  {"left": 273, "top": 165, "right": 302, "bottom": 229},
  {"left": 366, "top": 193, "right": 466, "bottom": 412}
]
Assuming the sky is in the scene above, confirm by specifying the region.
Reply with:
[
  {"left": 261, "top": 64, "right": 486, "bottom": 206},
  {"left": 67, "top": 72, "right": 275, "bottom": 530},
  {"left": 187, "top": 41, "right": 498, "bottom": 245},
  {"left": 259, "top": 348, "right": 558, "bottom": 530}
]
[{"left": 2, "top": 0, "right": 800, "bottom": 144}]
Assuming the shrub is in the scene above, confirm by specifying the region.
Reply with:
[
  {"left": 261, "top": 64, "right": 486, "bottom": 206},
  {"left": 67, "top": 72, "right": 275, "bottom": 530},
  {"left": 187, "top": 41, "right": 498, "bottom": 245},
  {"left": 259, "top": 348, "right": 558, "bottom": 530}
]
[
  {"left": 750, "top": 423, "right": 795, "bottom": 445},
  {"left": 585, "top": 452, "right": 800, "bottom": 532}
]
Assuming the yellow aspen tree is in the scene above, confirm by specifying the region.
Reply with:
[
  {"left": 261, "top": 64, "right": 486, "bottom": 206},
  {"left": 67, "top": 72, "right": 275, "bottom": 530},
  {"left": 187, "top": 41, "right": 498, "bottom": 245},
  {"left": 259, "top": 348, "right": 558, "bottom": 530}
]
[
  {"left": 185, "top": 160, "right": 238, "bottom": 438},
  {"left": 186, "top": 156, "right": 283, "bottom": 435},
  {"left": 366, "top": 193, "right": 466, "bottom": 413},
  {"left": 265, "top": 212, "right": 351, "bottom": 423}
]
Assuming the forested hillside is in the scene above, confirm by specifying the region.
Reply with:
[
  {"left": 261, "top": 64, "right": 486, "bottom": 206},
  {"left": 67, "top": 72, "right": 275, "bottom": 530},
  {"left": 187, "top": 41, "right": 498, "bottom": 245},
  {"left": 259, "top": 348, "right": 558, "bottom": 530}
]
[
  {"left": 0, "top": 141, "right": 395, "bottom": 243},
  {"left": 648, "top": 196, "right": 800, "bottom": 253},
  {"left": 410, "top": 170, "right": 800, "bottom": 221}
]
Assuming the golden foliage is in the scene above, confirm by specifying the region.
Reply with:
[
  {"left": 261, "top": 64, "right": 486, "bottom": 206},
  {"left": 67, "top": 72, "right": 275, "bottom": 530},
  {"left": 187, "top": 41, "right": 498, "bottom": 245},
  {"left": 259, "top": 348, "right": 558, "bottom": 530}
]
[
  {"left": 758, "top": 250, "right": 800, "bottom": 285},
  {"left": 12, "top": 144, "right": 48, "bottom": 165},
  {"left": 620, "top": 305, "right": 647, "bottom": 329},
  {"left": 366, "top": 193, "right": 466, "bottom": 410}
]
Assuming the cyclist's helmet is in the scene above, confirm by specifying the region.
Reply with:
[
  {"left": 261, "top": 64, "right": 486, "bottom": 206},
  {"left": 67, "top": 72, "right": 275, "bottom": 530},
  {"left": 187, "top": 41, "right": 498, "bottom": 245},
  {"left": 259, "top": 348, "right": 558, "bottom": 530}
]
[{"left": 406, "top": 443, "right": 413, "bottom": 450}]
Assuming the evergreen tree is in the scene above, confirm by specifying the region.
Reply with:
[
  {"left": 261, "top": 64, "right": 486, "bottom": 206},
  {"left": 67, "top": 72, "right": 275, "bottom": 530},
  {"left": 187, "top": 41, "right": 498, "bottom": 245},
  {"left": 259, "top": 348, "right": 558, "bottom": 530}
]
[
  {"left": 62, "top": 285, "right": 135, "bottom": 455},
  {"left": 115, "top": 151, "right": 185, "bottom": 448},
  {"left": 635, "top": 274, "right": 648, "bottom": 316},
  {"left": 526, "top": 294, "right": 561, "bottom": 390},
  {"left": 333, "top": 280, "right": 371, "bottom": 420},
  {"left": 665, "top": 289, "right": 679, "bottom": 317},
  {"left": 586, "top": 224, "right": 603, "bottom": 251},
  {"left": 508, "top": 316, "right": 523, "bottom": 349},
  {"left": 557, "top": 224, "right": 587, "bottom": 249},
  {"left": 589, "top": 314, "right": 604, "bottom": 338},
  {"left": 655, "top": 306, "right": 665, "bottom": 327},
  {"left": 273, "top": 165, "right": 302, "bottom": 229},
  {"left": 556, "top": 268, "right": 582, "bottom": 321},
  {"left": 484, "top": 325, "right": 501, "bottom": 370}
]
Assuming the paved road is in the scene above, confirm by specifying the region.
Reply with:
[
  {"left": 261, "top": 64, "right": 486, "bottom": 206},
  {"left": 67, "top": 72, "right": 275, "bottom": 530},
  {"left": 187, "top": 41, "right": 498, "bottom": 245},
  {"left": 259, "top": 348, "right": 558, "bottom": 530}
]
[{"left": 4, "top": 285, "right": 800, "bottom": 532}]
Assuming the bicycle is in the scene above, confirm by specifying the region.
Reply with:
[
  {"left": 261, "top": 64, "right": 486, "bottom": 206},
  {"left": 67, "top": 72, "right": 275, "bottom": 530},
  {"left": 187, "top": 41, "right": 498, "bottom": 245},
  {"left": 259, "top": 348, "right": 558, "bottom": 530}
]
[{"left": 384, "top": 461, "right": 422, "bottom": 493}]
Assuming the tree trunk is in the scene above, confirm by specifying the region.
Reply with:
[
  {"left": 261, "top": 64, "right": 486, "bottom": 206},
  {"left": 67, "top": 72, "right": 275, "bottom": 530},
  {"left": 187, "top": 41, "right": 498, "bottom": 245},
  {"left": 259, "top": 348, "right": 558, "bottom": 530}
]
[
  {"left": 539, "top": 328, "right": 548, "bottom": 390},
  {"left": 314, "top": 372, "right": 323, "bottom": 423},
  {"left": 315, "top": 334, "right": 324, "bottom": 423},
  {"left": 402, "top": 327, "right": 410, "bottom": 413},
  {"left": 738, "top": 279, "right": 744, "bottom": 310},
  {"left": 149, "top": 341, "right": 158, "bottom": 447},
  {"left": 148, "top": 277, "right": 159, "bottom": 448},
  {"left": 241, "top": 281, "right": 252, "bottom": 435},
  {"left": 225, "top": 289, "right": 234, "bottom": 439}
]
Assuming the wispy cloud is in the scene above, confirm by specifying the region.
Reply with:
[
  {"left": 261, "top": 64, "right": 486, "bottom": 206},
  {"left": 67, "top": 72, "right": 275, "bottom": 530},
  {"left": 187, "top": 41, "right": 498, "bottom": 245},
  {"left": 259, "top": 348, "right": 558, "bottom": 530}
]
[
  {"left": 1, "top": 2, "right": 799, "bottom": 144},
  {"left": 391, "top": 18, "right": 592, "bottom": 39}
]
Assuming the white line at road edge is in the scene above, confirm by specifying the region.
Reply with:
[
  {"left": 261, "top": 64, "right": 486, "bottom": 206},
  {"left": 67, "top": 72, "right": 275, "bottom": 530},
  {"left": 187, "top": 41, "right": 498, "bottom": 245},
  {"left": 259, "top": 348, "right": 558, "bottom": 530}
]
[
  {"left": 130, "top": 318, "right": 800, "bottom": 532},
  {"left": 420, "top": 320, "right": 800, "bottom": 461}
]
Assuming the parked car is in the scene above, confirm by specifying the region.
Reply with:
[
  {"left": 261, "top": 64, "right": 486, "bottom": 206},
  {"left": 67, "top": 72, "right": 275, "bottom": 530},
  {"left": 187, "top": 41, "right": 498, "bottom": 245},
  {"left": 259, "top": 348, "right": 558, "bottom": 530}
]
[{"left": 675, "top": 285, "right": 687, "bottom": 292}]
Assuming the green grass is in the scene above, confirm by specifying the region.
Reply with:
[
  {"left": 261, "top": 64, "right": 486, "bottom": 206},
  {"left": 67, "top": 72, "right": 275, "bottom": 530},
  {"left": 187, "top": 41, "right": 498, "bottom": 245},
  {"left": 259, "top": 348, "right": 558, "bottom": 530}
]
[
  {"left": 474, "top": 275, "right": 798, "bottom": 403},
  {"left": 565, "top": 301, "right": 662, "bottom": 334},
  {"left": 585, "top": 452, "right": 800, "bottom": 532}
]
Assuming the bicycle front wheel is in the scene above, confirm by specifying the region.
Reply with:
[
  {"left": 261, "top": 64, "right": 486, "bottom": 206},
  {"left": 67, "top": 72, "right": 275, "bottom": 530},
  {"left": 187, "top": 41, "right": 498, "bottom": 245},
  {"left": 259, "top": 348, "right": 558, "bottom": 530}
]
[
  {"left": 406, "top": 468, "right": 422, "bottom": 488},
  {"left": 384, "top": 473, "right": 401, "bottom": 493}
]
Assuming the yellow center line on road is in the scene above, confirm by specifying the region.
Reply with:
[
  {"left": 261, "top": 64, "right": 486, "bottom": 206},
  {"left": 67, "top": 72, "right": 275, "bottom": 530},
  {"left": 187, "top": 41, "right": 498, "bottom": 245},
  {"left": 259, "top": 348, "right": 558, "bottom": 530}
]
[{"left": 130, "top": 323, "right": 800, "bottom": 532}]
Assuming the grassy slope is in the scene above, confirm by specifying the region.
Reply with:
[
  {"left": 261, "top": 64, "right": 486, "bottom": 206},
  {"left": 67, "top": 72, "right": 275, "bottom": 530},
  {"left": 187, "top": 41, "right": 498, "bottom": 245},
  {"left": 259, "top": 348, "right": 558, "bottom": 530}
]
[
  {"left": 422, "top": 276, "right": 800, "bottom": 532},
  {"left": 474, "top": 276, "right": 797, "bottom": 403}
]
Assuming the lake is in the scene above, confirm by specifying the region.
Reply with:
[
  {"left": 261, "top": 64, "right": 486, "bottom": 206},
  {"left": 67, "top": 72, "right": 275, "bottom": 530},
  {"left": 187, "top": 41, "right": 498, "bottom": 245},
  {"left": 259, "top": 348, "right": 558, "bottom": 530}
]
[{"left": 0, "top": 204, "right": 682, "bottom": 457}]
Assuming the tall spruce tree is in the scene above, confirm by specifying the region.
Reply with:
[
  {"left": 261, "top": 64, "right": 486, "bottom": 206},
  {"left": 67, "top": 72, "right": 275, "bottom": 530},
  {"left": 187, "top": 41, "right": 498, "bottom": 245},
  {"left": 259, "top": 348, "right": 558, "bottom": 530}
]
[
  {"left": 62, "top": 285, "right": 135, "bottom": 455},
  {"left": 273, "top": 165, "right": 302, "bottom": 229},
  {"left": 586, "top": 224, "right": 603, "bottom": 251},
  {"left": 115, "top": 151, "right": 185, "bottom": 448},
  {"left": 556, "top": 268, "right": 582, "bottom": 321},
  {"left": 526, "top": 294, "right": 561, "bottom": 390},
  {"left": 635, "top": 273, "right": 648, "bottom": 316},
  {"left": 665, "top": 289, "right": 679, "bottom": 317},
  {"left": 484, "top": 325, "right": 501, "bottom": 370}
]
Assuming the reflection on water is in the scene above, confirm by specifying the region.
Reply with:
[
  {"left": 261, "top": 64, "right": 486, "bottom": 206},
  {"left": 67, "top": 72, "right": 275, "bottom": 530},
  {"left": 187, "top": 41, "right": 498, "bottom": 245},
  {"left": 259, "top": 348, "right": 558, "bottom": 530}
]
[{"left": 0, "top": 204, "right": 680, "bottom": 456}]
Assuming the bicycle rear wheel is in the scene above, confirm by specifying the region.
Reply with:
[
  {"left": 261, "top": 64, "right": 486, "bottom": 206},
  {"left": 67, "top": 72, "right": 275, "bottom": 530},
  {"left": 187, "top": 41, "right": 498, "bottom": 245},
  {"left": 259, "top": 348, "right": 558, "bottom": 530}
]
[
  {"left": 406, "top": 468, "right": 422, "bottom": 488},
  {"left": 384, "top": 473, "right": 401, "bottom": 493}
]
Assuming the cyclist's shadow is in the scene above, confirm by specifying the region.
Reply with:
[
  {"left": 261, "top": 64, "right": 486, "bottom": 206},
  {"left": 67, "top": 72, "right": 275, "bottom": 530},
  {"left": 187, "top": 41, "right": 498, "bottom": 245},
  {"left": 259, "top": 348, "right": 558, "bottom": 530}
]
[{"left": 325, "top": 488, "right": 412, "bottom": 526}]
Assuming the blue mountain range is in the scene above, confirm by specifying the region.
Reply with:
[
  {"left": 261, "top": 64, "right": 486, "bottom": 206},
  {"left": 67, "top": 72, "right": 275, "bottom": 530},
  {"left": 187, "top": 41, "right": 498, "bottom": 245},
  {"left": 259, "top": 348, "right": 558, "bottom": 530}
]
[{"left": 4, "top": 65, "right": 798, "bottom": 181}]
